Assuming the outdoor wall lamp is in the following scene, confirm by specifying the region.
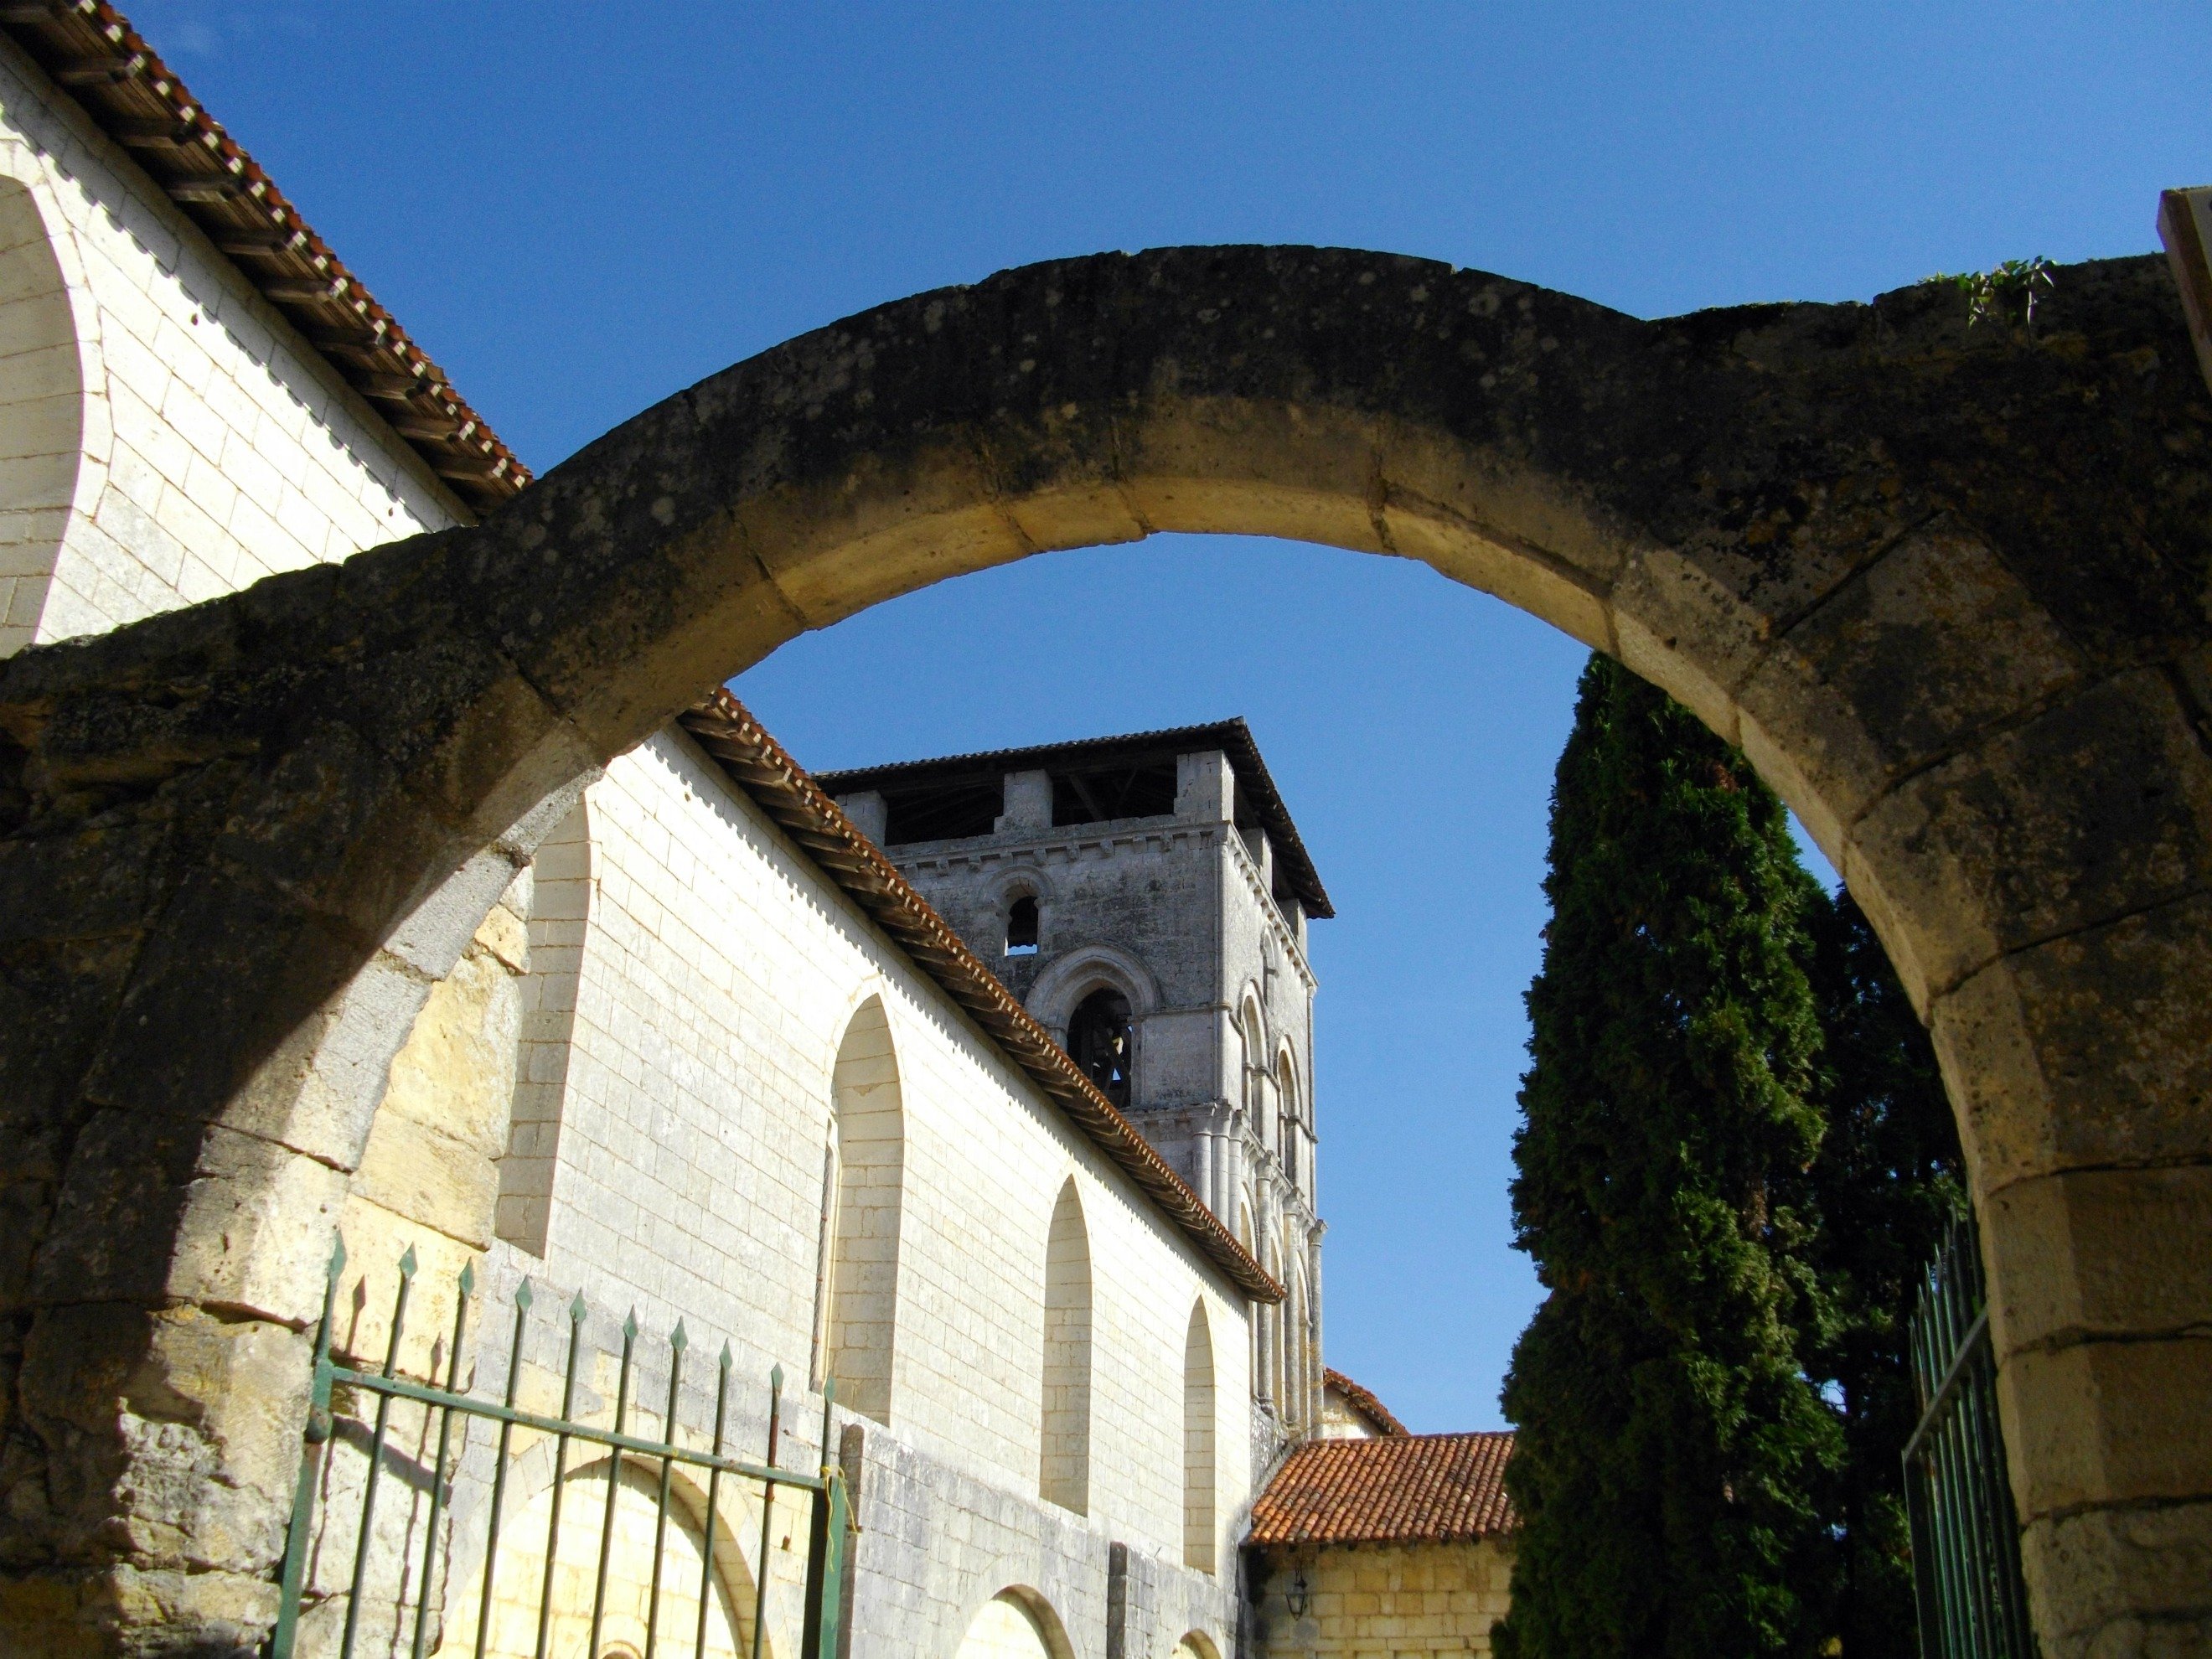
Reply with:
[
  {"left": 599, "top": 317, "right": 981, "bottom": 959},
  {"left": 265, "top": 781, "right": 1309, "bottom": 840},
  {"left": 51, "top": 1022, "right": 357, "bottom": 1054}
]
[{"left": 1287, "top": 1571, "right": 1310, "bottom": 1616}]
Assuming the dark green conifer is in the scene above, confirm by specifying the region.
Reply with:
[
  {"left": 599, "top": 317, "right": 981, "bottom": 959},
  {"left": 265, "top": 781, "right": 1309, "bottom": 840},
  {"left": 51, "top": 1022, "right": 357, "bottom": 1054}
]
[
  {"left": 1799, "top": 888, "right": 1964, "bottom": 1654},
  {"left": 1494, "top": 654, "right": 1840, "bottom": 1659}
]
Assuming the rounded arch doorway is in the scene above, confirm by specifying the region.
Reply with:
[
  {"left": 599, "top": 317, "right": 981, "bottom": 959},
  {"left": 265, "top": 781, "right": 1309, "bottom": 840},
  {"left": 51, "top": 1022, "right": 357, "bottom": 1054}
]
[{"left": 953, "top": 1589, "right": 1073, "bottom": 1659}]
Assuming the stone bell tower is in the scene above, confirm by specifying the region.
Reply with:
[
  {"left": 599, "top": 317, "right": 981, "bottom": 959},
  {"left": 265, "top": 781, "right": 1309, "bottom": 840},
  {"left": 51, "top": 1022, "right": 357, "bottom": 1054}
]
[{"left": 819, "top": 720, "right": 1331, "bottom": 1458}]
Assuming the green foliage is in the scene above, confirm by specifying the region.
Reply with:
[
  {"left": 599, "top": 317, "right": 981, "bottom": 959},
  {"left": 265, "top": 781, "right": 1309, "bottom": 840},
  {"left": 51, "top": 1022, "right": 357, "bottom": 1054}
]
[
  {"left": 1494, "top": 654, "right": 1841, "bottom": 1659},
  {"left": 1797, "top": 889, "right": 1966, "bottom": 1656},
  {"left": 1924, "top": 256, "right": 2055, "bottom": 331}
]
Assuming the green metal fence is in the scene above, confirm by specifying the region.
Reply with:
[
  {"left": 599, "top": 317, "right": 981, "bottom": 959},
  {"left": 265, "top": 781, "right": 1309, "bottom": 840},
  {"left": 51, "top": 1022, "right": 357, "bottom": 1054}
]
[
  {"left": 1902, "top": 1213, "right": 2037, "bottom": 1659},
  {"left": 270, "top": 1238, "right": 848, "bottom": 1659}
]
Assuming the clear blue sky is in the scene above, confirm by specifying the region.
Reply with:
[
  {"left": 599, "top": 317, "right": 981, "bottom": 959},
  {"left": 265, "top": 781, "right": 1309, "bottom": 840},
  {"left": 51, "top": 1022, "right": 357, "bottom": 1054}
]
[{"left": 132, "top": 2, "right": 2206, "bottom": 1430}]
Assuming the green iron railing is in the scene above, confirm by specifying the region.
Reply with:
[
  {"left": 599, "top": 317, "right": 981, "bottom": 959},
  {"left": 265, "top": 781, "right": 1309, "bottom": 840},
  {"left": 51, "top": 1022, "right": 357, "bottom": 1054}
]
[
  {"left": 1902, "top": 1213, "right": 2037, "bottom": 1659},
  {"left": 270, "top": 1238, "right": 849, "bottom": 1659}
]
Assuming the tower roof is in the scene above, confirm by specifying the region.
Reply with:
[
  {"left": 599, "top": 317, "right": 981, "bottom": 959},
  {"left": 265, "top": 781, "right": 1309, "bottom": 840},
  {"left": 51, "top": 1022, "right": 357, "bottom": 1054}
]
[{"left": 815, "top": 717, "right": 1332, "bottom": 918}]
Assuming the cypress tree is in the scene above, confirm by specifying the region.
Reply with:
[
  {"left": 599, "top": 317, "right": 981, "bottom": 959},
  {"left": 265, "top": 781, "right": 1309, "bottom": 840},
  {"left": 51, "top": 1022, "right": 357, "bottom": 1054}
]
[
  {"left": 1494, "top": 654, "right": 1840, "bottom": 1659},
  {"left": 1799, "top": 888, "right": 1964, "bottom": 1653}
]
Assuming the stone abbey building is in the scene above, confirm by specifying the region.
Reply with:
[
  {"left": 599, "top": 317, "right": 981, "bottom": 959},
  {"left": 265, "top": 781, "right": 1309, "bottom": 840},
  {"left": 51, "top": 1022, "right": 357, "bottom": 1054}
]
[{"left": 0, "top": 10, "right": 1517, "bottom": 1656}]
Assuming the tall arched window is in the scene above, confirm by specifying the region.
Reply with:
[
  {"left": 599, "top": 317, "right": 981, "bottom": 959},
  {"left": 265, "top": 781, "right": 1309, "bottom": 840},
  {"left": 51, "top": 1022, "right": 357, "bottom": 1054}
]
[
  {"left": 497, "top": 798, "right": 592, "bottom": 1256},
  {"left": 1067, "top": 987, "right": 1132, "bottom": 1109},
  {"left": 821, "top": 995, "right": 904, "bottom": 1424},
  {"left": 1040, "top": 1178, "right": 1093, "bottom": 1512},
  {"left": 1182, "top": 1301, "right": 1217, "bottom": 1571},
  {"left": 1276, "top": 1053, "right": 1300, "bottom": 1192},
  {"left": 1240, "top": 998, "right": 1270, "bottom": 1154}
]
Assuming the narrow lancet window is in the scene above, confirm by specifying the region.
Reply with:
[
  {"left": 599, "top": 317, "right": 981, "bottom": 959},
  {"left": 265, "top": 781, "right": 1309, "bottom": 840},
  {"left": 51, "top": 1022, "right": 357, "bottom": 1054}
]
[{"left": 1005, "top": 894, "right": 1040, "bottom": 956}]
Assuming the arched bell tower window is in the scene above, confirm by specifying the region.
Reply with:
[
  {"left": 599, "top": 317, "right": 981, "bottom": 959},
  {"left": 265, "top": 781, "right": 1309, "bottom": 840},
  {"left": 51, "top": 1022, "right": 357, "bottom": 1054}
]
[
  {"left": 1005, "top": 895, "right": 1040, "bottom": 956},
  {"left": 1067, "top": 986, "right": 1133, "bottom": 1109}
]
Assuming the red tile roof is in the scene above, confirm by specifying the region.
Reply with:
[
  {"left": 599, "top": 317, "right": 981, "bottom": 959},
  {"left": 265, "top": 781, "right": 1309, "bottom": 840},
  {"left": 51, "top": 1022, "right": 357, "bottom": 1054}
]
[
  {"left": 1248, "top": 1432, "right": 1517, "bottom": 1547},
  {"left": 0, "top": 2, "right": 529, "bottom": 512},
  {"left": 1323, "top": 1367, "right": 1409, "bottom": 1436}
]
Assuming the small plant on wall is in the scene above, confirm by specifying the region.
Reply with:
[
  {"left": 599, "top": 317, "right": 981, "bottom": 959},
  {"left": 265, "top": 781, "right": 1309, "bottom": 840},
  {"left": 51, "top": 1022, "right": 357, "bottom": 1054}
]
[{"left": 1924, "top": 256, "right": 2055, "bottom": 331}]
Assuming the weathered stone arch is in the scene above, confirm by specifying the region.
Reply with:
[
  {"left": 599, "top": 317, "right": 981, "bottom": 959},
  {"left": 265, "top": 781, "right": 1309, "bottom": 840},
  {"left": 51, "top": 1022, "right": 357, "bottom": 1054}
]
[{"left": 0, "top": 246, "right": 2205, "bottom": 1654}]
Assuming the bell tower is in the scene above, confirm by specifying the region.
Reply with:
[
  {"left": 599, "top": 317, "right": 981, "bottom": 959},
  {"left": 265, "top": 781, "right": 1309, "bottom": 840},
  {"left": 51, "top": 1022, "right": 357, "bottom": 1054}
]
[{"left": 819, "top": 720, "right": 1331, "bottom": 1458}]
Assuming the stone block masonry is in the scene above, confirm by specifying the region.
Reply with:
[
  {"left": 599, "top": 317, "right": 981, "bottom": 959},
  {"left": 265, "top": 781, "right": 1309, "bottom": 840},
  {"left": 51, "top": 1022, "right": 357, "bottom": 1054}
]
[{"left": 0, "top": 34, "right": 459, "bottom": 654}]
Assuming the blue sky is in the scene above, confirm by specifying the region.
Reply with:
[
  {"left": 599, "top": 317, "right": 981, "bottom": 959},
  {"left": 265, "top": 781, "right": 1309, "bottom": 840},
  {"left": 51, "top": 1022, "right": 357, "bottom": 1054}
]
[{"left": 131, "top": 2, "right": 2206, "bottom": 1430}]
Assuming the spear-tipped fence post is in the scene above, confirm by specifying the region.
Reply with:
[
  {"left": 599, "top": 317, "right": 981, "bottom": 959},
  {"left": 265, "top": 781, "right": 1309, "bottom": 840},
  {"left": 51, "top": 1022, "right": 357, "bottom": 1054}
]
[
  {"left": 587, "top": 1310, "right": 640, "bottom": 1659},
  {"left": 535, "top": 1292, "right": 589, "bottom": 1659},
  {"left": 753, "top": 1363, "right": 785, "bottom": 1659},
  {"left": 474, "top": 1278, "right": 532, "bottom": 1659},
  {"left": 409, "top": 1259, "right": 475, "bottom": 1659},
  {"left": 340, "top": 1244, "right": 416, "bottom": 1659},
  {"left": 699, "top": 1343, "right": 733, "bottom": 1659},
  {"left": 643, "top": 1320, "right": 687, "bottom": 1659},
  {"left": 270, "top": 1233, "right": 346, "bottom": 1659}
]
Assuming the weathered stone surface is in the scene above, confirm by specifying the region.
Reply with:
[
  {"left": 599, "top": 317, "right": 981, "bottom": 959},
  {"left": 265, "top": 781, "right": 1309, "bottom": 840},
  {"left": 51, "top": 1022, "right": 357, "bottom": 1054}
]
[
  {"left": 1737, "top": 516, "right": 2087, "bottom": 857},
  {"left": 376, "top": 943, "right": 522, "bottom": 1162},
  {"left": 1844, "top": 668, "right": 2212, "bottom": 1009},
  {"left": 0, "top": 246, "right": 2204, "bottom": 1655},
  {"left": 2021, "top": 1498, "right": 2212, "bottom": 1658},
  {"left": 1930, "top": 890, "right": 2212, "bottom": 1191},
  {"left": 1983, "top": 1165, "right": 2212, "bottom": 1360},
  {"left": 1999, "top": 1335, "right": 2212, "bottom": 1518}
]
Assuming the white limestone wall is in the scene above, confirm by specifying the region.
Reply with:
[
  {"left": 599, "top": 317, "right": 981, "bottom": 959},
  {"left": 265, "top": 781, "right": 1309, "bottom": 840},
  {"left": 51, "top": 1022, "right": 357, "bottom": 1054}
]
[
  {"left": 0, "top": 37, "right": 460, "bottom": 653},
  {"left": 522, "top": 727, "right": 1255, "bottom": 1602}
]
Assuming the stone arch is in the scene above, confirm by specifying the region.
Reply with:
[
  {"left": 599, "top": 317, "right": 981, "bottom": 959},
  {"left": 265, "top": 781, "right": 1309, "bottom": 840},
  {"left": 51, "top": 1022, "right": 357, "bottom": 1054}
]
[
  {"left": 1025, "top": 941, "right": 1160, "bottom": 1034},
  {"left": 1183, "top": 1299, "right": 1217, "bottom": 1572},
  {"left": 1284, "top": 1251, "right": 1312, "bottom": 1430},
  {"left": 1039, "top": 1176, "right": 1093, "bottom": 1514},
  {"left": 0, "top": 170, "right": 87, "bottom": 656},
  {"left": 821, "top": 993, "right": 904, "bottom": 1424},
  {"left": 1274, "top": 1045, "right": 1302, "bottom": 1191},
  {"left": 1172, "top": 1632, "right": 1222, "bottom": 1659},
  {"left": 2, "top": 248, "right": 2205, "bottom": 1651},
  {"left": 494, "top": 794, "right": 592, "bottom": 1255},
  {"left": 440, "top": 1452, "right": 766, "bottom": 1659},
  {"left": 953, "top": 1588, "right": 1074, "bottom": 1659}
]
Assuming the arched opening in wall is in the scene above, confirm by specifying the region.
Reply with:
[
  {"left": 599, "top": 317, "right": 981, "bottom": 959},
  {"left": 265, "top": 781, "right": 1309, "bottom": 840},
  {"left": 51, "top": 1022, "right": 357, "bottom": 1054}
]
[
  {"left": 1183, "top": 1300, "right": 1217, "bottom": 1571},
  {"left": 1276, "top": 1052, "right": 1301, "bottom": 1194},
  {"left": 1066, "top": 985, "right": 1132, "bottom": 1109},
  {"left": 1285, "top": 1256, "right": 1311, "bottom": 1431},
  {"left": 1172, "top": 1632, "right": 1222, "bottom": 1659},
  {"left": 954, "top": 1589, "right": 1074, "bottom": 1659},
  {"left": 1040, "top": 1177, "right": 1093, "bottom": 1513},
  {"left": 1005, "top": 893, "right": 1040, "bottom": 956},
  {"left": 51, "top": 249, "right": 2204, "bottom": 1656},
  {"left": 496, "top": 797, "right": 592, "bottom": 1256},
  {"left": 1239, "top": 996, "right": 1269, "bottom": 1152},
  {"left": 439, "top": 1456, "right": 761, "bottom": 1659},
  {"left": 0, "top": 174, "right": 84, "bottom": 657},
  {"left": 820, "top": 994, "right": 905, "bottom": 1425}
]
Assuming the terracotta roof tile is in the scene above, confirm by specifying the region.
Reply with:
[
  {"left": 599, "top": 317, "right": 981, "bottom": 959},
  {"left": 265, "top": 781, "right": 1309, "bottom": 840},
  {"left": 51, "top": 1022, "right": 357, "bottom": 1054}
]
[
  {"left": 1323, "top": 1367, "right": 1409, "bottom": 1436},
  {"left": 1248, "top": 1432, "right": 1517, "bottom": 1547}
]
